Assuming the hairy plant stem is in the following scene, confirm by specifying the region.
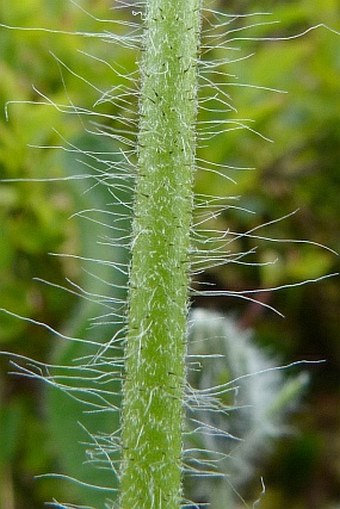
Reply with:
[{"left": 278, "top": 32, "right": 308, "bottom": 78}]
[{"left": 119, "top": 0, "right": 201, "bottom": 507}]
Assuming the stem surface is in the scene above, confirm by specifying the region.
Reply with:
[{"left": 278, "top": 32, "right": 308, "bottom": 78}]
[{"left": 120, "top": 1, "right": 201, "bottom": 507}]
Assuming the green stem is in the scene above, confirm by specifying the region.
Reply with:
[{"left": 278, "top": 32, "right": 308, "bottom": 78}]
[{"left": 120, "top": 1, "right": 201, "bottom": 507}]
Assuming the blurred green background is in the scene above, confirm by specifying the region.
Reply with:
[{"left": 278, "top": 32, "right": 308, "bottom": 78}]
[{"left": 0, "top": 1, "right": 339, "bottom": 508}]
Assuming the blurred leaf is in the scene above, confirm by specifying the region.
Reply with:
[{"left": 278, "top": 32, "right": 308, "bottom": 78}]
[
  {"left": 0, "top": 399, "right": 23, "bottom": 466},
  {"left": 46, "top": 135, "right": 131, "bottom": 506}
]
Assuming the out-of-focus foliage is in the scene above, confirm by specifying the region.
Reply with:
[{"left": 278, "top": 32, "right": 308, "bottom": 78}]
[
  {"left": 0, "top": 1, "right": 339, "bottom": 508},
  {"left": 186, "top": 308, "right": 309, "bottom": 509},
  {"left": 0, "top": 1, "right": 134, "bottom": 506}
]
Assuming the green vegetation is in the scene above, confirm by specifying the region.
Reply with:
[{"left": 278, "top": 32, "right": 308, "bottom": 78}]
[
  {"left": 0, "top": 1, "right": 339, "bottom": 508},
  {"left": 119, "top": 2, "right": 200, "bottom": 507}
]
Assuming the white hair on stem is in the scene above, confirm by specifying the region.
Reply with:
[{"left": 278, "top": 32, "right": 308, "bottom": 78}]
[{"left": 0, "top": 1, "right": 338, "bottom": 508}]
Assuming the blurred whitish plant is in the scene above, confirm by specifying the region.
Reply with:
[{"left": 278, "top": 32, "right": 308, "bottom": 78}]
[
  {"left": 186, "top": 308, "right": 309, "bottom": 508},
  {"left": 0, "top": 1, "right": 338, "bottom": 508}
]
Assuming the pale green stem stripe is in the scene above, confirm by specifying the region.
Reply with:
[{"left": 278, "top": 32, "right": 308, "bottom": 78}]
[{"left": 119, "top": 0, "right": 201, "bottom": 508}]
